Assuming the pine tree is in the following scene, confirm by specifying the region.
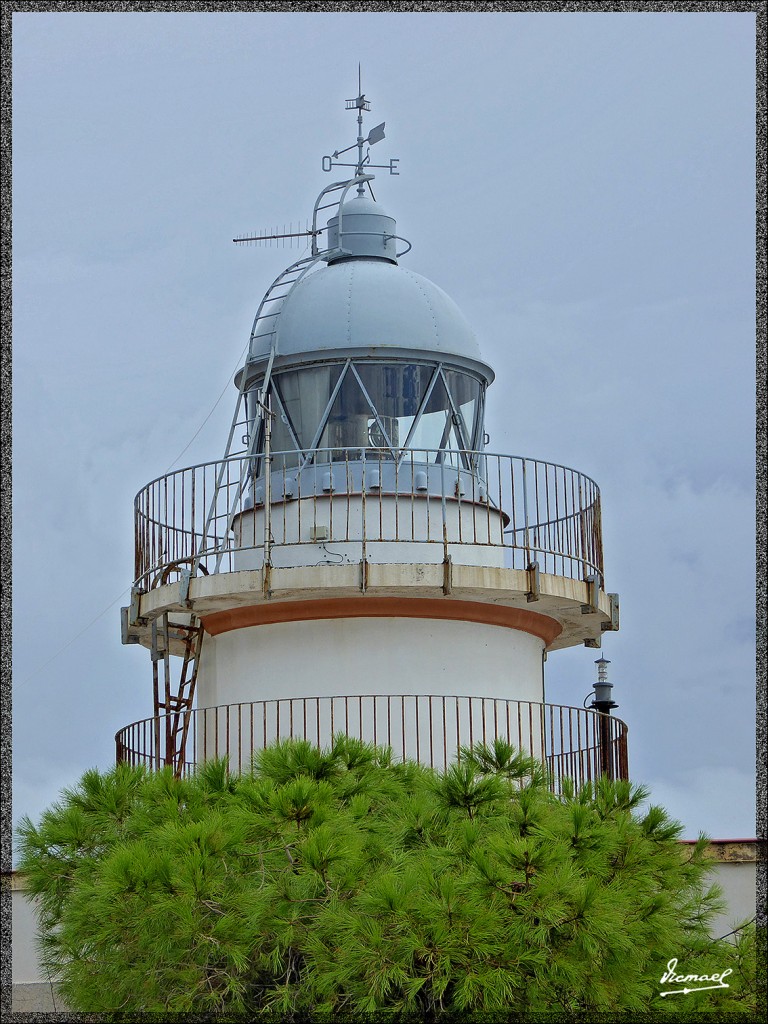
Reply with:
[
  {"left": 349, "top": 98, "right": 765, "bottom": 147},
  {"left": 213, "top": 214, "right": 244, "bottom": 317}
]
[{"left": 16, "top": 737, "right": 760, "bottom": 1019}]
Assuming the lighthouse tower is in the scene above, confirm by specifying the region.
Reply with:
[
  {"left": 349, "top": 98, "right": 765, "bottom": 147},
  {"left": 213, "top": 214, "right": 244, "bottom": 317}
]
[{"left": 119, "top": 90, "right": 624, "bottom": 783}]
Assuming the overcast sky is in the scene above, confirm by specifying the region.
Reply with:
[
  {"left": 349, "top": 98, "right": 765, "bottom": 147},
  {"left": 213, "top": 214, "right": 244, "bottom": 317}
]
[{"left": 11, "top": 9, "right": 757, "bottom": 851}]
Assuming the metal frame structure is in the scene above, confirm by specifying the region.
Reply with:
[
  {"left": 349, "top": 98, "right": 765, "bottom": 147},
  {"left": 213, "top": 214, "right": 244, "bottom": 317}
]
[{"left": 243, "top": 360, "right": 486, "bottom": 469}]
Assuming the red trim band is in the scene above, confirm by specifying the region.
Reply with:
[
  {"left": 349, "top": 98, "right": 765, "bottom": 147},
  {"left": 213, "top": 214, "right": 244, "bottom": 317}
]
[{"left": 201, "top": 597, "right": 562, "bottom": 645}]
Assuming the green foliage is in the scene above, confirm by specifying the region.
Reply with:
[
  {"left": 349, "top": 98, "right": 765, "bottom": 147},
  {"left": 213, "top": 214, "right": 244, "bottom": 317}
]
[{"left": 16, "top": 741, "right": 759, "bottom": 1019}]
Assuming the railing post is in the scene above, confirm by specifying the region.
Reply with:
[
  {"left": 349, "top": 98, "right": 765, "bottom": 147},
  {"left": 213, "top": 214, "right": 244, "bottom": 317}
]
[
  {"left": 439, "top": 454, "right": 449, "bottom": 563},
  {"left": 578, "top": 476, "right": 588, "bottom": 581},
  {"left": 361, "top": 447, "right": 367, "bottom": 572},
  {"left": 521, "top": 458, "right": 532, "bottom": 566},
  {"left": 263, "top": 396, "right": 273, "bottom": 594}
]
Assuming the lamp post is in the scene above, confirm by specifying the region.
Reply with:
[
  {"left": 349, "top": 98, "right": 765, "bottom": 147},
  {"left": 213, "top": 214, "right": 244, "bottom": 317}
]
[{"left": 590, "top": 657, "right": 618, "bottom": 779}]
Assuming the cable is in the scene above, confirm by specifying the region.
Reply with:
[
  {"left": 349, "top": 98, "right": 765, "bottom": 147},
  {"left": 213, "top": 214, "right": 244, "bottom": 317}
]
[
  {"left": 18, "top": 246, "right": 314, "bottom": 687},
  {"left": 163, "top": 238, "right": 314, "bottom": 477},
  {"left": 162, "top": 339, "right": 250, "bottom": 475},
  {"left": 15, "top": 587, "right": 132, "bottom": 688},
  {"left": 13, "top": 360, "right": 244, "bottom": 685}
]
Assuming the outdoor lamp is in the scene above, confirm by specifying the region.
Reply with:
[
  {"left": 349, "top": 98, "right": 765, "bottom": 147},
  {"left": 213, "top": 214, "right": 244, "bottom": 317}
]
[{"left": 591, "top": 657, "right": 617, "bottom": 712}]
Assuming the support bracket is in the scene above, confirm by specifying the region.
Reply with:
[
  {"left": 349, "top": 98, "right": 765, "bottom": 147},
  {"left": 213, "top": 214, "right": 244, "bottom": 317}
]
[
  {"left": 128, "top": 586, "right": 146, "bottom": 627},
  {"left": 581, "top": 574, "right": 600, "bottom": 615},
  {"left": 178, "top": 568, "right": 193, "bottom": 609},
  {"left": 601, "top": 592, "right": 620, "bottom": 632},
  {"left": 120, "top": 607, "right": 141, "bottom": 645},
  {"left": 442, "top": 555, "right": 453, "bottom": 596},
  {"left": 527, "top": 561, "right": 541, "bottom": 602},
  {"left": 360, "top": 558, "right": 369, "bottom": 594}
]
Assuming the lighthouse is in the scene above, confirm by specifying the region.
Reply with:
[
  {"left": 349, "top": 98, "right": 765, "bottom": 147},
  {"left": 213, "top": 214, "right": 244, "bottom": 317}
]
[{"left": 119, "top": 89, "right": 624, "bottom": 784}]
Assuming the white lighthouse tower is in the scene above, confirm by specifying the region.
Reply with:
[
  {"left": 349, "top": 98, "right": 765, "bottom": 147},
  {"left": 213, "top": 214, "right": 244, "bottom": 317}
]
[{"left": 119, "top": 89, "right": 624, "bottom": 784}]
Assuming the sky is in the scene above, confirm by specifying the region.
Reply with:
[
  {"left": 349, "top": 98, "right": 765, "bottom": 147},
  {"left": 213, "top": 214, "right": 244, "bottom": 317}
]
[{"left": 10, "top": 9, "right": 758, "bottom": 850}]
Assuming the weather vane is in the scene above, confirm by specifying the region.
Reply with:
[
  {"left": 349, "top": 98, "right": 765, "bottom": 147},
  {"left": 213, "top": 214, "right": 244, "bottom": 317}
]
[
  {"left": 321, "top": 65, "right": 399, "bottom": 195},
  {"left": 234, "top": 67, "right": 399, "bottom": 248}
]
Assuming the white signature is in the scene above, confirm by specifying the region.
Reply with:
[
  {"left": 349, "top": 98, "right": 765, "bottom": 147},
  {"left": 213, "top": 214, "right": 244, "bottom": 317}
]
[{"left": 659, "top": 957, "right": 733, "bottom": 997}]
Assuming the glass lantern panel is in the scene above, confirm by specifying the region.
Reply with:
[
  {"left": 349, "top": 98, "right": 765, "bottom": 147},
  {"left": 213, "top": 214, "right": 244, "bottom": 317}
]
[
  {"left": 273, "top": 364, "right": 344, "bottom": 451},
  {"left": 352, "top": 363, "right": 437, "bottom": 452},
  {"left": 405, "top": 373, "right": 461, "bottom": 462},
  {"left": 443, "top": 368, "right": 481, "bottom": 449},
  {"left": 316, "top": 368, "right": 372, "bottom": 458}
]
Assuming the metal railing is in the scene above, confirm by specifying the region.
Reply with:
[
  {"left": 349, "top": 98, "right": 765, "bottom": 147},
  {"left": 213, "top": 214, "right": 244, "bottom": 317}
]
[
  {"left": 134, "top": 448, "right": 603, "bottom": 590},
  {"left": 115, "top": 695, "right": 628, "bottom": 791}
]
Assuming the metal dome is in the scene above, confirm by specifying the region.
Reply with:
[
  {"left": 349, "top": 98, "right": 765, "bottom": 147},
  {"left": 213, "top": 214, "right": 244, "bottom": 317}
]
[
  {"left": 248, "top": 257, "right": 494, "bottom": 382},
  {"left": 325, "top": 194, "right": 399, "bottom": 263}
]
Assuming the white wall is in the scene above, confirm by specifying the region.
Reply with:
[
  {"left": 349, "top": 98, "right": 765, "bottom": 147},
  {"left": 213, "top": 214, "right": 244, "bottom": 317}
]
[
  {"left": 704, "top": 860, "right": 758, "bottom": 940},
  {"left": 199, "top": 616, "right": 544, "bottom": 709}
]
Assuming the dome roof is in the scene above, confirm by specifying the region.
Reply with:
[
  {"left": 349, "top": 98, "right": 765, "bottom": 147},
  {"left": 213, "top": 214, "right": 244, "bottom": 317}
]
[{"left": 248, "top": 258, "right": 492, "bottom": 380}]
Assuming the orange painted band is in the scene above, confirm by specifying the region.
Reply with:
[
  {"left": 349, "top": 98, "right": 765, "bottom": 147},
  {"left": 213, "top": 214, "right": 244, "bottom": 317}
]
[{"left": 201, "top": 597, "right": 562, "bottom": 645}]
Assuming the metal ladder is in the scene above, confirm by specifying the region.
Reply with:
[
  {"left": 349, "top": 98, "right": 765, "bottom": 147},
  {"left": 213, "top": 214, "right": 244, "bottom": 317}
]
[
  {"left": 192, "top": 173, "right": 375, "bottom": 576},
  {"left": 193, "top": 252, "right": 325, "bottom": 578},
  {"left": 151, "top": 612, "right": 204, "bottom": 775}
]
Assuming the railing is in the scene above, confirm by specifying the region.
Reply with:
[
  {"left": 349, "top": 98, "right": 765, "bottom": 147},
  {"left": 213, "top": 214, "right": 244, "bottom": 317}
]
[
  {"left": 115, "top": 695, "right": 628, "bottom": 791},
  {"left": 134, "top": 448, "right": 603, "bottom": 590}
]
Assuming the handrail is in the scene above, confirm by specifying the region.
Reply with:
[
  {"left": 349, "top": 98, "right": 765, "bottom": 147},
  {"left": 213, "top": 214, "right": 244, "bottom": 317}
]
[
  {"left": 133, "top": 447, "right": 604, "bottom": 591},
  {"left": 115, "top": 695, "right": 629, "bottom": 790}
]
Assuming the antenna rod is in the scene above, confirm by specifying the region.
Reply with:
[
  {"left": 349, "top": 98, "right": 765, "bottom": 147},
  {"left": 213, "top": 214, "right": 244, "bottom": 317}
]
[{"left": 233, "top": 228, "right": 320, "bottom": 245}]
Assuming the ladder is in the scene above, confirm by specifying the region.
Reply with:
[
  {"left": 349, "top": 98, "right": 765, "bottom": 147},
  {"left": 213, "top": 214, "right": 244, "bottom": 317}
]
[
  {"left": 193, "top": 173, "right": 375, "bottom": 576},
  {"left": 151, "top": 612, "right": 205, "bottom": 776},
  {"left": 193, "top": 252, "right": 324, "bottom": 577}
]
